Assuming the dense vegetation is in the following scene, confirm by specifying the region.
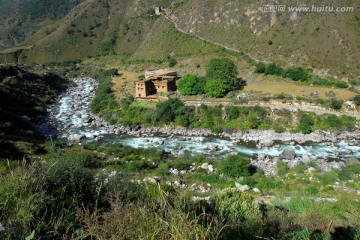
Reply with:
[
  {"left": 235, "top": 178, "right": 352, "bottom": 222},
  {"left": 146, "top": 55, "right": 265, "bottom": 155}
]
[
  {"left": 0, "top": 65, "right": 69, "bottom": 159},
  {"left": 177, "top": 58, "right": 242, "bottom": 98},
  {"left": 254, "top": 62, "right": 350, "bottom": 89},
  {"left": 1, "top": 143, "right": 360, "bottom": 239}
]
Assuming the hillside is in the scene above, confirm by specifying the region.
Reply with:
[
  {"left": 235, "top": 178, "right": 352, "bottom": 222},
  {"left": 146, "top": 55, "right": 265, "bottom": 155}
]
[
  {"left": 0, "top": 0, "right": 359, "bottom": 80},
  {"left": 0, "top": 65, "right": 68, "bottom": 159},
  {"left": 0, "top": 0, "right": 84, "bottom": 50}
]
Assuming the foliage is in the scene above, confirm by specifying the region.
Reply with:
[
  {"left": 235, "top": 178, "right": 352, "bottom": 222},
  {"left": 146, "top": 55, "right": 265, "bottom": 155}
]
[
  {"left": 217, "top": 189, "right": 259, "bottom": 220},
  {"left": 204, "top": 78, "right": 227, "bottom": 97},
  {"left": 204, "top": 79, "right": 227, "bottom": 98},
  {"left": 353, "top": 95, "right": 360, "bottom": 106},
  {"left": 297, "top": 113, "right": 314, "bottom": 134},
  {"left": 330, "top": 99, "right": 343, "bottom": 110},
  {"left": 277, "top": 160, "right": 290, "bottom": 176},
  {"left": 177, "top": 74, "right": 204, "bottom": 95},
  {"left": 90, "top": 69, "right": 118, "bottom": 114},
  {"left": 264, "top": 63, "right": 284, "bottom": 76},
  {"left": 206, "top": 58, "right": 239, "bottom": 91},
  {"left": 217, "top": 155, "right": 251, "bottom": 178},
  {"left": 254, "top": 62, "right": 266, "bottom": 73},
  {"left": 167, "top": 56, "right": 177, "bottom": 67},
  {"left": 283, "top": 67, "right": 309, "bottom": 81}
]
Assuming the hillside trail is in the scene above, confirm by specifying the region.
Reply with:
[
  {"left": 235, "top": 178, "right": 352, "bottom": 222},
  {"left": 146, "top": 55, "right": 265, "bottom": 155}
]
[{"left": 163, "top": 11, "right": 270, "bottom": 64}]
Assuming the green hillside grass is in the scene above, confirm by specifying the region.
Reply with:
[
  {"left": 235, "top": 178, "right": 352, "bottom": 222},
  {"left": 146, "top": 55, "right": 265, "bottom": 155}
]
[{"left": 0, "top": 65, "right": 69, "bottom": 159}]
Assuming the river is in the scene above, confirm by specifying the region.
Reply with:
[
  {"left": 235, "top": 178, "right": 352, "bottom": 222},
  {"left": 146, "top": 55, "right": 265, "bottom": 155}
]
[{"left": 49, "top": 78, "right": 360, "bottom": 160}]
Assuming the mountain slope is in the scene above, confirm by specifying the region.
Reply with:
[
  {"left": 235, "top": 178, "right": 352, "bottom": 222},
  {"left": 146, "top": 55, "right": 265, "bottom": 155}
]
[{"left": 0, "top": 0, "right": 359, "bottom": 79}]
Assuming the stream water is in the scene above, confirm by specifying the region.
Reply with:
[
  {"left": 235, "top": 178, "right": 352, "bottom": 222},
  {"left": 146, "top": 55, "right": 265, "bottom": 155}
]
[{"left": 51, "top": 78, "right": 360, "bottom": 160}]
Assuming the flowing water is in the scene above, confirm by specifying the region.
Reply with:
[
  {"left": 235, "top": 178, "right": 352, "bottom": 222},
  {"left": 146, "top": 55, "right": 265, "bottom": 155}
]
[{"left": 52, "top": 78, "right": 360, "bottom": 159}]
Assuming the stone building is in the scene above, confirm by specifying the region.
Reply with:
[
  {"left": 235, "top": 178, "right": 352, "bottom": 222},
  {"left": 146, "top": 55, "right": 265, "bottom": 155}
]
[{"left": 135, "top": 69, "right": 177, "bottom": 98}]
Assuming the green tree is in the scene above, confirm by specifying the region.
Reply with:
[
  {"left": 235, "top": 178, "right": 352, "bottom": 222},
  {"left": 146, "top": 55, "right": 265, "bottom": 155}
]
[
  {"left": 177, "top": 74, "right": 204, "bottom": 95},
  {"left": 204, "top": 78, "right": 227, "bottom": 98},
  {"left": 206, "top": 58, "right": 239, "bottom": 91}
]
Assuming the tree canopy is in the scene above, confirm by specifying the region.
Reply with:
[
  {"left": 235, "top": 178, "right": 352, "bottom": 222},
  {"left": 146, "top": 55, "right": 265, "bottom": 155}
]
[
  {"left": 204, "top": 78, "right": 227, "bottom": 98},
  {"left": 206, "top": 58, "right": 239, "bottom": 91},
  {"left": 177, "top": 74, "right": 204, "bottom": 95}
]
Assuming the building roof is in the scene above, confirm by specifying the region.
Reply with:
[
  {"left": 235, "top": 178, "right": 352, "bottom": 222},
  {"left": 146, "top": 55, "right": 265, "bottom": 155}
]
[{"left": 145, "top": 69, "right": 177, "bottom": 79}]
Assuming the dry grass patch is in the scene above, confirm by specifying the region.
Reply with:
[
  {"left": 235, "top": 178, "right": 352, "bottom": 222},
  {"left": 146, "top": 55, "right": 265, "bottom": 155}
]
[{"left": 244, "top": 79, "right": 357, "bottom": 101}]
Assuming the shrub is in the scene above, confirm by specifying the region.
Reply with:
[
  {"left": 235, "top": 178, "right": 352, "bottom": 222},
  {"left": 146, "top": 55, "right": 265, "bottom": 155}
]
[
  {"left": 330, "top": 99, "right": 343, "bottom": 110},
  {"left": 218, "top": 155, "right": 251, "bottom": 178},
  {"left": 284, "top": 67, "right": 309, "bottom": 81},
  {"left": 177, "top": 74, "right": 204, "bottom": 95},
  {"left": 265, "top": 63, "right": 284, "bottom": 76},
  {"left": 206, "top": 58, "right": 239, "bottom": 91},
  {"left": 353, "top": 95, "right": 360, "bottom": 106},
  {"left": 277, "top": 93, "right": 285, "bottom": 100},
  {"left": 297, "top": 113, "right": 314, "bottom": 134},
  {"left": 334, "top": 81, "right": 349, "bottom": 88},
  {"left": 217, "top": 189, "right": 259, "bottom": 221},
  {"left": 168, "top": 57, "right": 177, "bottom": 67},
  {"left": 204, "top": 78, "right": 227, "bottom": 98},
  {"left": 255, "top": 63, "right": 266, "bottom": 73}
]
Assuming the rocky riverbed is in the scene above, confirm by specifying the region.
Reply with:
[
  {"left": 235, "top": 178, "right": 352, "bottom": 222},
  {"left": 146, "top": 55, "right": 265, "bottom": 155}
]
[{"left": 44, "top": 77, "right": 360, "bottom": 175}]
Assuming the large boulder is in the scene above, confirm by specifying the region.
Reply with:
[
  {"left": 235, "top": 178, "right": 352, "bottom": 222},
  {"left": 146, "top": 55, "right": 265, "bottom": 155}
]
[
  {"left": 261, "top": 139, "right": 274, "bottom": 147},
  {"left": 279, "top": 149, "right": 296, "bottom": 160}
]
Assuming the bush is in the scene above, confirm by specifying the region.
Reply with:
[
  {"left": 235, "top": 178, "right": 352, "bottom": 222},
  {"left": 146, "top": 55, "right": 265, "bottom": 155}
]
[
  {"left": 168, "top": 57, "right": 177, "bottom": 67},
  {"left": 277, "top": 93, "right": 285, "bottom": 100},
  {"left": 177, "top": 74, "right": 204, "bottom": 95},
  {"left": 297, "top": 113, "right": 314, "bottom": 134},
  {"left": 204, "top": 78, "right": 227, "bottom": 98},
  {"left": 284, "top": 67, "right": 309, "bottom": 81},
  {"left": 264, "top": 63, "right": 284, "bottom": 76},
  {"left": 330, "top": 99, "right": 343, "bottom": 110},
  {"left": 255, "top": 63, "right": 266, "bottom": 73},
  {"left": 206, "top": 58, "right": 239, "bottom": 91},
  {"left": 353, "top": 95, "right": 360, "bottom": 106},
  {"left": 218, "top": 155, "right": 251, "bottom": 178},
  {"left": 334, "top": 81, "right": 349, "bottom": 88}
]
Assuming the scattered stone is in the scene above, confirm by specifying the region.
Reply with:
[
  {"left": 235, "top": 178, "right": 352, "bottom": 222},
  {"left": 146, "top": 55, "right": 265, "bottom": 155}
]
[
  {"left": 235, "top": 182, "right": 250, "bottom": 192},
  {"left": 143, "top": 176, "right": 159, "bottom": 185},
  {"left": 192, "top": 196, "right": 211, "bottom": 203},
  {"left": 307, "top": 167, "right": 316, "bottom": 174}
]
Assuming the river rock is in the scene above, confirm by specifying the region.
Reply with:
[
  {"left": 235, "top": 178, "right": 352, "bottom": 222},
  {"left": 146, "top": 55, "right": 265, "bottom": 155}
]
[
  {"left": 279, "top": 149, "right": 296, "bottom": 160},
  {"left": 261, "top": 139, "right": 274, "bottom": 147}
]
